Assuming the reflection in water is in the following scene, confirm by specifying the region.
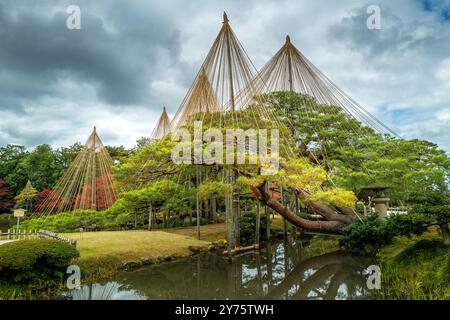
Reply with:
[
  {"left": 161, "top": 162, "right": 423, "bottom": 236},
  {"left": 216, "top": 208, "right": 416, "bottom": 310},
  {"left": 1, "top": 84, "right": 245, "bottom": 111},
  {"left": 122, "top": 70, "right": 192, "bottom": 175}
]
[
  {"left": 59, "top": 239, "right": 376, "bottom": 300},
  {"left": 60, "top": 281, "right": 145, "bottom": 300}
]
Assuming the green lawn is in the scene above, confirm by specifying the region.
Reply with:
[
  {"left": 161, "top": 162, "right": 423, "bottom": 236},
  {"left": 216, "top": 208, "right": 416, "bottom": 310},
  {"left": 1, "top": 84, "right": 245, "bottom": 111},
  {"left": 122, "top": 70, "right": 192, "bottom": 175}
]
[
  {"left": 61, "top": 223, "right": 228, "bottom": 262},
  {"left": 63, "top": 229, "right": 212, "bottom": 261}
]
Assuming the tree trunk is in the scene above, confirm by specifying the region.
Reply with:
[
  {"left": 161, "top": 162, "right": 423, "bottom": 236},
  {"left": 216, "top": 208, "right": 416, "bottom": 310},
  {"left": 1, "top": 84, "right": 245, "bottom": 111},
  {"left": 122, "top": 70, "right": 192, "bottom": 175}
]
[
  {"left": 439, "top": 224, "right": 450, "bottom": 245},
  {"left": 210, "top": 198, "right": 217, "bottom": 223},
  {"left": 148, "top": 204, "right": 153, "bottom": 230}
]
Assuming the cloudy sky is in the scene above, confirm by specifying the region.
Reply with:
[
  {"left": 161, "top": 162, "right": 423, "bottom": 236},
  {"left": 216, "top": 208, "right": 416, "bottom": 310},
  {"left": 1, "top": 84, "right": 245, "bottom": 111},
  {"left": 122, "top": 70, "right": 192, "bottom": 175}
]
[{"left": 0, "top": 0, "right": 449, "bottom": 152}]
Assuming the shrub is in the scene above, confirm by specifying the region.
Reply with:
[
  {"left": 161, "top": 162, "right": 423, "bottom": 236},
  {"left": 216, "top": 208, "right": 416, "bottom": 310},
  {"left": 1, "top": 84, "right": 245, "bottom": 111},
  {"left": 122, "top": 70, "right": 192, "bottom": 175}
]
[
  {"left": 0, "top": 239, "right": 79, "bottom": 284},
  {"left": 385, "top": 213, "right": 428, "bottom": 237},
  {"left": 341, "top": 213, "right": 430, "bottom": 256},
  {"left": 341, "top": 214, "right": 394, "bottom": 255},
  {"left": 19, "top": 210, "right": 110, "bottom": 233}
]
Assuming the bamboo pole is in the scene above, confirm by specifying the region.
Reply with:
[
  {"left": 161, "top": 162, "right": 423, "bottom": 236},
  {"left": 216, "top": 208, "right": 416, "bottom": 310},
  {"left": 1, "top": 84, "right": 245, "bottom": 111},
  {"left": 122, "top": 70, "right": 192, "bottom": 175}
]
[
  {"left": 286, "top": 36, "right": 294, "bottom": 93},
  {"left": 91, "top": 126, "right": 97, "bottom": 210}
]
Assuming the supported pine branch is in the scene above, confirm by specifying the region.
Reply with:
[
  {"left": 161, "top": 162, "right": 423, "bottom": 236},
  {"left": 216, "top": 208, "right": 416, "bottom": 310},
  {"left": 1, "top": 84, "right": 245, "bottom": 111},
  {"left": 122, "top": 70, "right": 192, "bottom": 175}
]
[
  {"left": 296, "top": 189, "right": 354, "bottom": 225},
  {"left": 251, "top": 183, "right": 351, "bottom": 233}
]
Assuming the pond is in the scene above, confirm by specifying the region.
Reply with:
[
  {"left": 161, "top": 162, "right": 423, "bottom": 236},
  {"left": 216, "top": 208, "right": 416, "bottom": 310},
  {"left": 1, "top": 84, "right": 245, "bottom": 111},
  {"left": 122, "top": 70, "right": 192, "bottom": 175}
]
[{"left": 56, "top": 238, "right": 377, "bottom": 300}]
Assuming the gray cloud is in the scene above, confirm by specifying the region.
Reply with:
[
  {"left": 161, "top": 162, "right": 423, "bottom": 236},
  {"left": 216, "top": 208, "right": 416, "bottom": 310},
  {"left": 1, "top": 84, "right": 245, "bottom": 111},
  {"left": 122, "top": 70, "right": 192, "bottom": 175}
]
[
  {"left": 0, "top": 0, "right": 181, "bottom": 107},
  {"left": 0, "top": 0, "right": 448, "bottom": 153},
  {"left": 326, "top": 1, "right": 450, "bottom": 151}
]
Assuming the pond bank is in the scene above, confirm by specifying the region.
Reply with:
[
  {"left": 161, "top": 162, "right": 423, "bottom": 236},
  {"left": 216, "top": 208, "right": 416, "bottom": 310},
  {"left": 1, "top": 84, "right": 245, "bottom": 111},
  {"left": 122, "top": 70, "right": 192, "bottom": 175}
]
[
  {"left": 376, "top": 228, "right": 450, "bottom": 299},
  {"left": 62, "top": 224, "right": 228, "bottom": 281},
  {"left": 1, "top": 224, "right": 228, "bottom": 299}
]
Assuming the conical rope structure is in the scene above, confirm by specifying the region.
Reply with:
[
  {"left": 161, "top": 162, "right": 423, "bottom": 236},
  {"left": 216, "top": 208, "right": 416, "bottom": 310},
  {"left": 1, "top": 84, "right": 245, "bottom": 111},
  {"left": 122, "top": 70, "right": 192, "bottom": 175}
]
[
  {"left": 131, "top": 12, "right": 288, "bottom": 194},
  {"left": 33, "top": 127, "right": 117, "bottom": 217},
  {"left": 150, "top": 106, "right": 172, "bottom": 141},
  {"left": 253, "top": 35, "right": 398, "bottom": 137},
  {"left": 171, "top": 12, "right": 286, "bottom": 132},
  {"left": 168, "top": 13, "right": 291, "bottom": 250}
]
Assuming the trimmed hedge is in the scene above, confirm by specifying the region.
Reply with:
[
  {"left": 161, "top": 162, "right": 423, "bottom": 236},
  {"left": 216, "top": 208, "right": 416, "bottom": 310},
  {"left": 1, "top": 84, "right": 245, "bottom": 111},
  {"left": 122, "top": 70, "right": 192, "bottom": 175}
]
[
  {"left": 0, "top": 239, "right": 79, "bottom": 284},
  {"left": 18, "top": 210, "right": 112, "bottom": 233}
]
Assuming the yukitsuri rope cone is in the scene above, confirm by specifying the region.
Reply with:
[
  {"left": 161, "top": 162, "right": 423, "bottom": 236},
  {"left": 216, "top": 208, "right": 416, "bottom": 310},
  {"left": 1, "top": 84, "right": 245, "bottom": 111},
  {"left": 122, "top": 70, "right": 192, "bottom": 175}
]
[
  {"left": 253, "top": 35, "right": 398, "bottom": 137},
  {"left": 171, "top": 12, "right": 284, "bottom": 131},
  {"left": 169, "top": 12, "right": 288, "bottom": 252},
  {"left": 33, "top": 127, "right": 117, "bottom": 217},
  {"left": 151, "top": 106, "right": 172, "bottom": 141}
]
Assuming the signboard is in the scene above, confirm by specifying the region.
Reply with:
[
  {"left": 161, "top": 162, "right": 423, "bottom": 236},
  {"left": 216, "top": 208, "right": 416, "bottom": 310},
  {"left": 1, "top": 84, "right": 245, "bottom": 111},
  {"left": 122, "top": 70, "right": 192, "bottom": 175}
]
[{"left": 13, "top": 209, "right": 26, "bottom": 218}]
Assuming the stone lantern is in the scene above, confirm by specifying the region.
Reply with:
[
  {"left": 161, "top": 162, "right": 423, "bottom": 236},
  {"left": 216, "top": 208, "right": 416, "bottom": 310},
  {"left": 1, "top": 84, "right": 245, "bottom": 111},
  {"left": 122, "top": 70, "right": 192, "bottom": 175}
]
[{"left": 360, "top": 184, "right": 390, "bottom": 219}]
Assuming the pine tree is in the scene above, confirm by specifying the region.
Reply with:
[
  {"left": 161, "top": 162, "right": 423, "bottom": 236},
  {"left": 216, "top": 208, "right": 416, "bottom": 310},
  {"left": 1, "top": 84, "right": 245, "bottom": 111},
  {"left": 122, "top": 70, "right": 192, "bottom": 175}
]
[{"left": 15, "top": 180, "right": 38, "bottom": 212}]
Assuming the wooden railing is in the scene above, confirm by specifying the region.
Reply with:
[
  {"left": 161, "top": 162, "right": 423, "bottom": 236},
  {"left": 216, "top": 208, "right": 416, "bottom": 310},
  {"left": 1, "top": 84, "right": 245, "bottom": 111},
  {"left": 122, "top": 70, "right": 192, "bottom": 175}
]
[
  {"left": 38, "top": 229, "right": 77, "bottom": 247},
  {"left": 0, "top": 229, "right": 38, "bottom": 240},
  {"left": 0, "top": 229, "right": 77, "bottom": 247}
]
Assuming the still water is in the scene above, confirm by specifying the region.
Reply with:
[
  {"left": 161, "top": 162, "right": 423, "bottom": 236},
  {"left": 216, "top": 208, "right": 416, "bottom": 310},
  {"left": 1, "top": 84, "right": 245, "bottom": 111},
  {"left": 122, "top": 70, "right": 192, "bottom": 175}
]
[{"left": 58, "top": 239, "right": 376, "bottom": 300}]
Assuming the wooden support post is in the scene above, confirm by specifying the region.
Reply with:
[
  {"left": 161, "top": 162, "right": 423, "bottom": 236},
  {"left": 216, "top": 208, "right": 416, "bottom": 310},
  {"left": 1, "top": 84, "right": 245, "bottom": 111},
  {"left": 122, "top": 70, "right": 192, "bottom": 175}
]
[
  {"left": 281, "top": 186, "right": 288, "bottom": 240},
  {"left": 211, "top": 198, "right": 217, "bottom": 223},
  {"left": 196, "top": 165, "right": 201, "bottom": 240},
  {"left": 255, "top": 202, "right": 261, "bottom": 247},
  {"left": 234, "top": 190, "right": 240, "bottom": 248},
  {"left": 265, "top": 182, "right": 271, "bottom": 241},
  {"left": 225, "top": 168, "right": 235, "bottom": 256}
]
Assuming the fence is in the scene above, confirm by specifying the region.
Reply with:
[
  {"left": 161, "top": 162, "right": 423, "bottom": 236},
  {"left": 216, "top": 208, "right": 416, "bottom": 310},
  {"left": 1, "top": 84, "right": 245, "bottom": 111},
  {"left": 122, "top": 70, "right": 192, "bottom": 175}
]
[{"left": 0, "top": 229, "right": 77, "bottom": 247}]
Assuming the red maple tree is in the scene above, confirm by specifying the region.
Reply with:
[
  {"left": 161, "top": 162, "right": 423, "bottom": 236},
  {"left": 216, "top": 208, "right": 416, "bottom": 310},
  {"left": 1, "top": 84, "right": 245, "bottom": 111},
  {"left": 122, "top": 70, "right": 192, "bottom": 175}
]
[{"left": 0, "top": 179, "right": 15, "bottom": 213}]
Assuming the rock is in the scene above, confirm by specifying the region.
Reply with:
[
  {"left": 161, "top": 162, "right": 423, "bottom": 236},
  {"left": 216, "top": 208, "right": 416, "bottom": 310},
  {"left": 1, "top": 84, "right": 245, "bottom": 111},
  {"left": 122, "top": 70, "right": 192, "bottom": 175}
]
[
  {"left": 212, "top": 239, "right": 227, "bottom": 248},
  {"left": 161, "top": 255, "right": 172, "bottom": 261},
  {"left": 189, "top": 245, "right": 207, "bottom": 253},
  {"left": 150, "top": 257, "right": 161, "bottom": 264},
  {"left": 121, "top": 261, "right": 142, "bottom": 270},
  {"left": 208, "top": 245, "right": 216, "bottom": 252},
  {"left": 140, "top": 257, "right": 151, "bottom": 265}
]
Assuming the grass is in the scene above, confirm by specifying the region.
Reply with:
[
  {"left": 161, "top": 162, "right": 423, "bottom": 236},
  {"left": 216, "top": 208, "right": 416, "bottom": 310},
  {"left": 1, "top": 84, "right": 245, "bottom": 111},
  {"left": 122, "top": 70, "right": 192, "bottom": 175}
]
[
  {"left": 166, "top": 223, "right": 226, "bottom": 241},
  {"left": 61, "top": 224, "right": 225, "bottom": 281},
  {"left": 376, "top": 227, "right": 450, "bottom": 300},
  {"left": 63, "top": 230, "right": 210, "bottom": 260}
]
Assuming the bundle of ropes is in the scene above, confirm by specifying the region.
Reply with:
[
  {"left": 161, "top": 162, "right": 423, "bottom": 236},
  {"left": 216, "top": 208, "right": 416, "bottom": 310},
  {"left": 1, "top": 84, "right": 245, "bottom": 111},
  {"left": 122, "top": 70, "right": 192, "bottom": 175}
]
[{"left": 33, "top": 127, "right": 117, "bottom": 217}]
